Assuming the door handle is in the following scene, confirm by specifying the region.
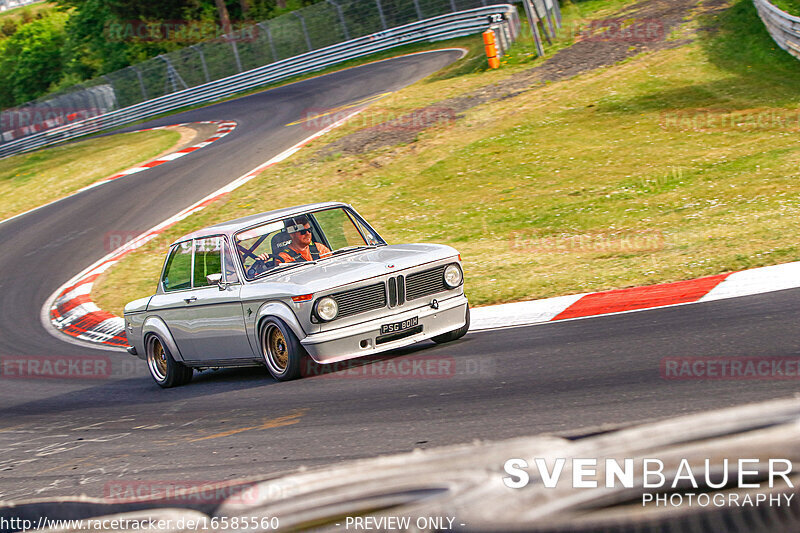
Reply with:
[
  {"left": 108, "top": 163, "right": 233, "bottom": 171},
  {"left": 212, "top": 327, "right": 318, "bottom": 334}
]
[{"left": 184, "top": 296, "right": 197, "bottom": 303}]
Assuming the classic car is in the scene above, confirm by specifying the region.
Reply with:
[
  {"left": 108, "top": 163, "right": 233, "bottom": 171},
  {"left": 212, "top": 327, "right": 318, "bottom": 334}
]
[{"left": 124, "top": 202, "right": 470, "bottom": 387}]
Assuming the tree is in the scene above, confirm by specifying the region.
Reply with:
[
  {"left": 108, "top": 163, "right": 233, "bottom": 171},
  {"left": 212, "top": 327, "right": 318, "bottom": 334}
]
[
  {"left": 0, "top": 0, "right": 325, "bottom": 109},
  {"left": 0, "top": 12, "right": 68, "bottom": 107},
  {"left": 214, "top": 0, "right": 233, "bottom": 35}
]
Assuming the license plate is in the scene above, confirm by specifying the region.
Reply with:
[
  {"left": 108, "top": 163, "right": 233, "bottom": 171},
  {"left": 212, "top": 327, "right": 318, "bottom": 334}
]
[{"left": 380, "top": 316, "right": 419, "bottom": 335}]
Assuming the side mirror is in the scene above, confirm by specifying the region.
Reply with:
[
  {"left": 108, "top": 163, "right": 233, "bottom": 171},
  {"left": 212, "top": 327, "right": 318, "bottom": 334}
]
[{"left": 206, "top": 273, "right": 226, "bottom": 290}]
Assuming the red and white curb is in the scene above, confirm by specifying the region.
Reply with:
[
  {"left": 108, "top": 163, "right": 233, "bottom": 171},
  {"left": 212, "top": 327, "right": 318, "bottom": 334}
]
[
  {"left": 45, "top": 110, "right": 368, "bottom": 349},
  {"left": 0, "top": 120, "right": 237, "bottom": 228},
  {"left": 75, "top": 120, "right": 237, "bottom": 193},
  {"left": 469, "top": 262, "right": 800, "bottom": 330}
]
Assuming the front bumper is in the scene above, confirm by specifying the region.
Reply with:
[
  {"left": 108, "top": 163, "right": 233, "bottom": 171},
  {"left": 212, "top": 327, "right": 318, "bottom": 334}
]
[{"left": 301, "top": 294, "right": 468, "bottom": 363}]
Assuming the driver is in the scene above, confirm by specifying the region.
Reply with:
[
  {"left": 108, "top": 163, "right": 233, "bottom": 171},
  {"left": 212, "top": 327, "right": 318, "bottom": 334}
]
[{"left": 258, "top": 215, "right": 331, "bottom": 263}]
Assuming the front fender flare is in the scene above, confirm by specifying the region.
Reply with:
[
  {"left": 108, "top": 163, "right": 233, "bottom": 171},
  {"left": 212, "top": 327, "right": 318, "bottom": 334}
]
[
  {"left": 251, "top": 301, "right": 305, "bottom": 352},
  {"left": 142, "top": 316, "right": 185, "bottom": 363}
]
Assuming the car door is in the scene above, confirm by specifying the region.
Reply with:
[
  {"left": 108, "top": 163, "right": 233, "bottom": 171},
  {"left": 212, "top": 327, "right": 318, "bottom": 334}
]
[
  {"left": 177, "top": 236, "right": 253, "bottom": 363},
  {"left": 146, "top": 240, "right": 196, "bottom": 359}
]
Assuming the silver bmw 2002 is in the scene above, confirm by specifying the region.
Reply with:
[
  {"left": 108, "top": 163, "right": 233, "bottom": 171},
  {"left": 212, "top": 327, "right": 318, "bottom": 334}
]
[{"left": 124, "top": 202, "right": 470, "bottom": 387}]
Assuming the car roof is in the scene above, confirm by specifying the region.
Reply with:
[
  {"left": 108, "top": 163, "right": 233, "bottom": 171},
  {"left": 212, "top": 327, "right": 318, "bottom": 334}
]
[{"left": 172, "top": 201, "right": 348, "bottom": 245}]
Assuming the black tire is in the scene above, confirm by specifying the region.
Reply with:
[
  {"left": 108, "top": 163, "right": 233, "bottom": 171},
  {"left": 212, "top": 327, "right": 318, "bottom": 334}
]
[
  {"left": 260, "top": 318, "right": 305, "bottom": 381},
  {"left": 145, "top": 334, "right": 193, "bottom": 388},
  {"left": 432, "top": 304, "right": 470, "bottom": 344}
]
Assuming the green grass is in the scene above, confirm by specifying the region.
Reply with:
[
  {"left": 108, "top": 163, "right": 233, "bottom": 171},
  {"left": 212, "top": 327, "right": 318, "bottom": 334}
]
[
  {"left": 91, "top": 0, "right": 800, "bottom": 315},
  {"left": 770, "top": 0, "right": 800, "bottom": 14},
  {"left": 0, "top": 2, "right": 55, "bottom": 22},
  {"left": 0, "top": 129, "right": 181, "bottom": 221},
  {"left": 0, "top": 2, "right": 57, "bottom": 42}
]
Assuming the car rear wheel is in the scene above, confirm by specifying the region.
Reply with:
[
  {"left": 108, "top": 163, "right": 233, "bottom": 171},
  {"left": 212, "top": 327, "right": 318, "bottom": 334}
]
[
  {"left": 432, "top": 304, "right": 470, "bottom": 344},
  {"left": 260, "top": 318, "right": 304, "bottom": 381},
  {"left": 146, "top": 335, "right": 193, "bottom": 388}
]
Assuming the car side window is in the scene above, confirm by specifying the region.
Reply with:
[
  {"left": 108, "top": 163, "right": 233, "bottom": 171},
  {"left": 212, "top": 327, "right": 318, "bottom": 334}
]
[
  {"left": 162, "top": 242, "right": 192, "bottom": 292},
  {"left": 193, "top": 237, "right": 223, "bottom": 288}
]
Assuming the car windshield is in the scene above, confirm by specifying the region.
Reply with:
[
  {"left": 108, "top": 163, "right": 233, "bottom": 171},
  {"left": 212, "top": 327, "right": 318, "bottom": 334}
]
[{"left": 235, "top": 207, "right": 382, "bottom": 280}]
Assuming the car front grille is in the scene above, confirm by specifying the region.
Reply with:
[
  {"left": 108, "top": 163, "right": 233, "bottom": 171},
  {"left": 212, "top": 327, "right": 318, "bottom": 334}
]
[
  {"left": 405, "top": 265, "right": 448, "bottom": 301},
  {"left": 387, "top": 275, "right": 406, "bottom": 308},
  {"left": 331, "top": 282, "right": 387, "bottom": 318},
  {"left": 326, "top": 265, "right": 450, "bottom": 321}
]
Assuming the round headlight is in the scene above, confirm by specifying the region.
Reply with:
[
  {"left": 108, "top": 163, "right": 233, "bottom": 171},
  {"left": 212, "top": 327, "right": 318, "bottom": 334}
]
[
  {"left": 315, "top": 296, "right": 339, "bottom": 321},
  {"left": 443, "top": 263, "right": 463, "bottom": 288}
]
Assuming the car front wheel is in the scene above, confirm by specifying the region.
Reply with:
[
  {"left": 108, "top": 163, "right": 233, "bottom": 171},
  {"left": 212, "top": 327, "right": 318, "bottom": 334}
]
[
  {"left": 146, "top": 334, "right": 193, "bottom": 388},
  {"left": 260, "top": 318, "right": 304, "bottom": 381},
  {"left": 432, "top": 304, "right": 470, "bottom": 344}
]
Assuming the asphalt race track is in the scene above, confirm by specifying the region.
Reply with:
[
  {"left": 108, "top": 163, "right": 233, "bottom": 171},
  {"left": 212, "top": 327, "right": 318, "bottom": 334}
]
[{"left": 0, "top": 49, "right": 798, "bottom": 502}]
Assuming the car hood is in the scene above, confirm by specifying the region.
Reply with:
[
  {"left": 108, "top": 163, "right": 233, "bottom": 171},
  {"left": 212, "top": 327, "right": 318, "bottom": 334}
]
[{"left": 249, "top": 243, "right": 459, "bottom": 295}]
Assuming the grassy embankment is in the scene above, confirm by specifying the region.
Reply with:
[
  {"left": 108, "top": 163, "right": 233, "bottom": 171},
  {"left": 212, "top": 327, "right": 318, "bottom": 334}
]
[
  {"left": 770, "top": 0, "right": 800, "bottom": 13},
  {"left": 0, "top": 2, "right": 54, "bottom": 24},
  {"left": 0, "top": 130, "right": 181, "bottom": 221},
  {"left": 90, "top": 0, "right": 800, "bottom": 315}
]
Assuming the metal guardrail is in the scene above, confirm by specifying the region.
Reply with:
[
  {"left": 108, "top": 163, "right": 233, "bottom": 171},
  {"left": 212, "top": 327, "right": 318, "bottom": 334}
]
[
  {"left": 0, "top": 5, "right": 519, "bottom": 159},
  {"left": 753, "top": 0, "right": 800, "bottom": 60}
]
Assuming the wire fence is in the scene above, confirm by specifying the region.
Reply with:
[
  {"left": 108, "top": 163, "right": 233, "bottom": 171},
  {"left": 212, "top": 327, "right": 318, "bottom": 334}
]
[
  {"left": 1, "top": 0, "right": 527, "bottom": 145},
  {"left": 0, "top": 5, "right": 520, "bottom": 157},
  {"left": 753, "top": 0, "right": 800, "bottom": 60}
]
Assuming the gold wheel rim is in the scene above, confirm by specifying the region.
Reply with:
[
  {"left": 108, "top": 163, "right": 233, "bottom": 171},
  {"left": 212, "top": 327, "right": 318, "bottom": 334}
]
[
  {"left": 268, "top": 327, "right": 288, "bottom": 371},
  {"left": 148, "top": 338, "right": 168, "bottom": 381}
]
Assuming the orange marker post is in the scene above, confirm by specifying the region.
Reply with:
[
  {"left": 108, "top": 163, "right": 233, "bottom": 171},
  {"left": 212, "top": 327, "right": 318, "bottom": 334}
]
[{"left": 483, "top": 30, "right": 500, "bottom": 69}]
